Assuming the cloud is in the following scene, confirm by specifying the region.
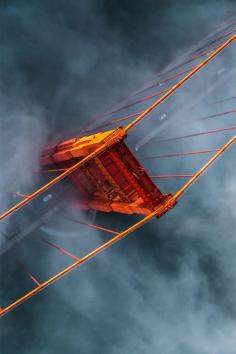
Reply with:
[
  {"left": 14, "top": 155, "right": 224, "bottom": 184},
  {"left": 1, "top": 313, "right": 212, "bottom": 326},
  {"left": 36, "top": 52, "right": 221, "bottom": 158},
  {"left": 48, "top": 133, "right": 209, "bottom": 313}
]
[{"left": 0, "top": 1, "right": 236, "bottom": 354}]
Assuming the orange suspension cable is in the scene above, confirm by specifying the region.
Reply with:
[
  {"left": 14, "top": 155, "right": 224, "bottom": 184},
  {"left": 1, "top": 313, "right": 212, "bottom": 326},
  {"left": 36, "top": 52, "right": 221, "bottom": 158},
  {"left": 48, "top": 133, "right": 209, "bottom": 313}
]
[
  {"left": 80, "top": 87, "right": 171, "bottom": 131},
  {"left": 132, "top": 23, "right": 235, "bottom": 95},
  {"left": 174, "top": 134, "right": 236, "bottom": 200},
  {"left": 135, "top": 22, "right": 236, "bottom": 95},
  {"left": 214, "top": 95, "right": 236, "bottom": 104},
  {"left": 192, "top": 28, "right": 236, "bottom": 54},
  {"left": 41, "top": 108, "right": 236, "bottom": 153},
  {"left": 80, "top": 105, "right": 236, "bottom": 137},
  {"left": 65, "top": 217, "right": 119, "bottom": 235},
  {"left": 0, "top": 128, "right": 126, "bottom": 221},
  {"left": 211, "top": 20, "right": 236, "bottom": 38},
  {"left": 40, "top": 237, "right": 79, "bottom": 261},
  {"left": 157, "top": 124, "right": 236, "bottom": 143},
  {"left": 77, "top": 28, "right": 235, "bottom": 133},
  {"left": 151, "top": 174, "right": 194, "bottom": 179},
  {"left": 41, "top": 168, "right": 67, "bottom": 173},
  {"left": 7, "top": 192, "right": 29, "bottom": 198},
  {"left": 161, "top": 44, "right": 222, "bottom": 76},
  {"left": 18, "top": 261, "right": 41, "bottom": 287},
  {"left": 199, "top": 109, "right": 236, "bottom": 120},
  {"left": 1, "top": 36, "right": 235, "bottom": 222},
  {"left": 107, "top": 87, "right": 172, "bottom": 115},
  {"left": 79, "top": 111, "right": 142, "bottom": 135},
  {"left": 133, "top": 67, "right": 195, "bottom": 96},
  {"left": 140, "top": 148, "right": 220, "bottom": 160},
  {"left": 1, "top": 135, "right": 235, "bottom": 318},
  {"left": 82, "top": 105, "right": 236, "bottom": 137},
  {"left": 77, "top": 25, "right": 236, "bottom": 133},
  {"left": 124, "top": 34, "right": 236, "bottom": 133}
]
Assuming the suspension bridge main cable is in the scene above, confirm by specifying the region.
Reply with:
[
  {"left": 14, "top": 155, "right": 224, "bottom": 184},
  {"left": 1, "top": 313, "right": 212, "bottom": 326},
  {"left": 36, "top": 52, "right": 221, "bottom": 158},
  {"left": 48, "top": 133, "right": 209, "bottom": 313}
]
[
  {"left": 0, "top": 134, "right": 235, "bottom": 318},
  {"left": 0, "top": 35, "right": 235, "bottom": 223},
  {"left": 124, "top": 34, "right": 236, "bottom": 133}
]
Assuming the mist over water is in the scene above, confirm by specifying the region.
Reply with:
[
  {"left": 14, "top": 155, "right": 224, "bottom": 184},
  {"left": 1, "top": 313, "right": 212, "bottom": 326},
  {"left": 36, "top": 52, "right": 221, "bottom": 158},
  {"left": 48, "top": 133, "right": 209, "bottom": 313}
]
[{"left": 0, "top": 1, "right": 236, "bottom": 353}]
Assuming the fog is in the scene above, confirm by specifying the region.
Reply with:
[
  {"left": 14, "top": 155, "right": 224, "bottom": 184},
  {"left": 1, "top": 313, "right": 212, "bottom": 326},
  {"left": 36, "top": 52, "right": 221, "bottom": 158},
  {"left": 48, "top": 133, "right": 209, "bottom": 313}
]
[{"left": 0, "top": 1, "right": 236, "bottom": 353}]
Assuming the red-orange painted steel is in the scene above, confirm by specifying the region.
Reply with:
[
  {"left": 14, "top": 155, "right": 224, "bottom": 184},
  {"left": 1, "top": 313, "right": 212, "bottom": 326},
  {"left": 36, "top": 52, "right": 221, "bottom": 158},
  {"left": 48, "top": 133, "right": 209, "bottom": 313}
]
[{"left": 42, "top": 132, "right": 172, "bottom": 216}]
